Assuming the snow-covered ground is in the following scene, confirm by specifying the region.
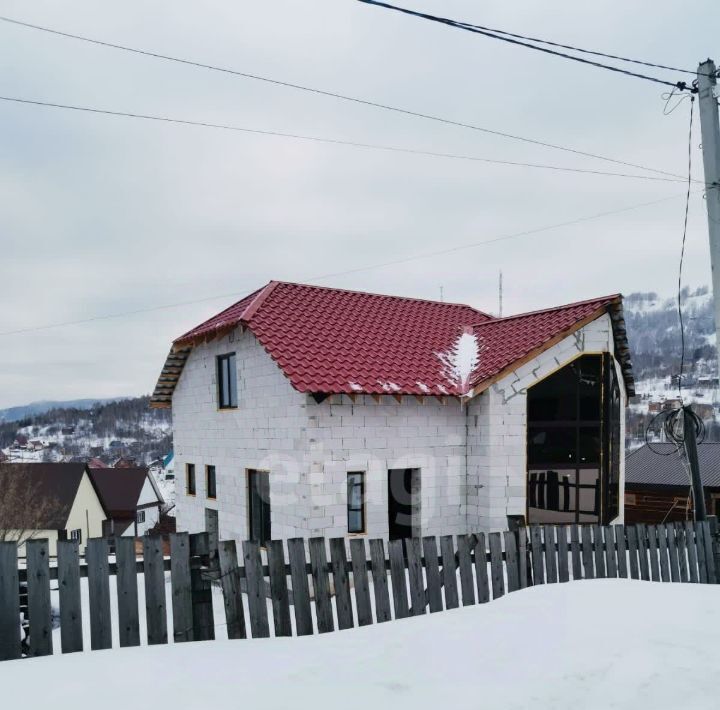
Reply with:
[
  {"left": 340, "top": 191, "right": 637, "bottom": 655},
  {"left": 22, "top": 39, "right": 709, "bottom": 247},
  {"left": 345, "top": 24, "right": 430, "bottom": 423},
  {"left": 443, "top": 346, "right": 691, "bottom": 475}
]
[{"left": 5, "top": 580, "right": 718, "bottom": 710}]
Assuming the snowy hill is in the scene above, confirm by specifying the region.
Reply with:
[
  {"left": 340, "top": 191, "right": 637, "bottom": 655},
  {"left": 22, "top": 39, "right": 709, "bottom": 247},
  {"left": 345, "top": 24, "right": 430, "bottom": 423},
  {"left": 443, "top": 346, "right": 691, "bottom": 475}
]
[{"left": 0, "top": 397, "right": 131, "bottom": 423}]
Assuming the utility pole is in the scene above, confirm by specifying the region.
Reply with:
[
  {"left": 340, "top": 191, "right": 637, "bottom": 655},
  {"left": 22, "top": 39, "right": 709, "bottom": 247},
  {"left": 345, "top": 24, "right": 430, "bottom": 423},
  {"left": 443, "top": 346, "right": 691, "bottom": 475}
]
[
  {"left": 697, "top": 60, "right": 720, "bottom": 376},
  {"left": 683, "top": 407, "right": 707, "bottom": 521}
]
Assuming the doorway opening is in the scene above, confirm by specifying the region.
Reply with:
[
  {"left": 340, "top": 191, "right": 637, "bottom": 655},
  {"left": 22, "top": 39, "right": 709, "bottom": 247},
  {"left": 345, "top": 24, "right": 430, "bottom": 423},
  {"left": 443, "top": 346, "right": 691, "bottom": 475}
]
[{"left": 388, "top": 468, "right": 420, "bottom": 540}]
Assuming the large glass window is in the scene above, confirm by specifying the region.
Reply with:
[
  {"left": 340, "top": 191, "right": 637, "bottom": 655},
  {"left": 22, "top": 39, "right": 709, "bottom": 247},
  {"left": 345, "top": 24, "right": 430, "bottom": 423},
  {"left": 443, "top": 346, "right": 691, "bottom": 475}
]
[
  {"left": 217, "top": 353, "right": 238, "bottom": 409},
  {"left": 248, "top": 470, "right": 271, "bottom": 546},
  {"left": 527, "top": 354, "right": 620, "bottom": 525}
]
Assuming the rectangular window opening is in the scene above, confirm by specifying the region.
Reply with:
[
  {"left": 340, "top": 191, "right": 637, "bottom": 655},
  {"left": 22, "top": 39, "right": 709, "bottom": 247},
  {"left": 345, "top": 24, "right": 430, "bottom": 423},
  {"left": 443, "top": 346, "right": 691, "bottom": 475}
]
[
  {"left": 347, "top": 472, "right": 366, "bottom": 534},
  {"left": 217, "top": 353, "right": 238, "bottom": 409},
  {"left": 248, "top": 469, "right": 271, "bottom": 546},
  {"left": 206, "top": 465, "right": 217, "bottom": 499},
  {"left": 186, "top": 463, "right": 196, "bottom": 496}
]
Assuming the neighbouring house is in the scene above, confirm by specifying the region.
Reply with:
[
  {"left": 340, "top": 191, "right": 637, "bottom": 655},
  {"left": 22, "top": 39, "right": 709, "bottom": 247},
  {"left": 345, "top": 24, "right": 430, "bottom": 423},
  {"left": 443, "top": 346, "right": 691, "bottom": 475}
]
[
  {"left": 28, "top": 440, "right": 44, "bottom": 452},
  {"left": 0, "top": 451, "right": 7, "bottom": 464},
  {"left": 0, "top": 463, "right": 108, "bottom": 555},
  {"left": 150, "top": 280, "right": 633, "bottom": 544},
  {"left": 162, "top": 452, "right": 175, "bottom": 480},
  {"left": 625, "top": 443, "right": 720, "bottom": 523},
  {"left": 87, "top": 457, "right": 108, "bottom": 469},
  {"left": 13, "top": 434, "right": 28, "bottom": 448},
  {"left": 113, "top": 456, "right": 137, "bottom": 469},
  {"left": 89, "top": 467, "right": 164, "bottom": 537}
]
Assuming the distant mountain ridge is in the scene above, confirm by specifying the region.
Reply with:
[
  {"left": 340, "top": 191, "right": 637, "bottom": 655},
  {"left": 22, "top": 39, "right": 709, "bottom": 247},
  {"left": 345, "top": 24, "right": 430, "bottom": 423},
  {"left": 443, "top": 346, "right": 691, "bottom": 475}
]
[{"left": 0, "top": 397, "right": 131, "bottom": 423}]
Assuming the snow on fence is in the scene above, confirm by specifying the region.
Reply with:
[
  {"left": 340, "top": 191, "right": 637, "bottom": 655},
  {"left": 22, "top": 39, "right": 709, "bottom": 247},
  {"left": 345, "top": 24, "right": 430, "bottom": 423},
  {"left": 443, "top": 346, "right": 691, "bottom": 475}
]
[{"left": 1, "top": 518, "right": 718, "bottom": 662}]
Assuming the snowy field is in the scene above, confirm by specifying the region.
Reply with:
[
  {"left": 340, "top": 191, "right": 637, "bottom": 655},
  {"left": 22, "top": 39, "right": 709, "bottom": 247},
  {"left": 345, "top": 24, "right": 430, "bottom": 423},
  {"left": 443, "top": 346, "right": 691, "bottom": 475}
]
[{"left": 5, "top": 580, "right": 719, "bottom": 710}]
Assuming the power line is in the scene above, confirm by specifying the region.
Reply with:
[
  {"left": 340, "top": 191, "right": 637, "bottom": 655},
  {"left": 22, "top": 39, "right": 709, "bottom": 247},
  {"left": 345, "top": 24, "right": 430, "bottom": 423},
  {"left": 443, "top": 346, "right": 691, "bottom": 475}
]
[
  {"left": 357, "top": 0, "right": 696, "bottom": 91},
  {"left": 0, "top": 94, "right": 693, "bottom": 183},
  {"left": 0, "top": 15, "right": 690, "bottom": 180},
  {"left": 0, "top": 190, "right": 691, "bottom": 338}
]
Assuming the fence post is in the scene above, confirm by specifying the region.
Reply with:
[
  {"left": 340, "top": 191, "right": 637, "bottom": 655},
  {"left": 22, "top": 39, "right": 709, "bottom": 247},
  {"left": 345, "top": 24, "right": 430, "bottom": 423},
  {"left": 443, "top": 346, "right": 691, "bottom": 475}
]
[
  {"left": 0, "top": 542, "right": 21, "bottom": 661},
  {"left": 708, "top": 516, "right": 720, "bottom": 584},
  {"left": 189, "top": 532, "right": 215, "bottom": 640}
]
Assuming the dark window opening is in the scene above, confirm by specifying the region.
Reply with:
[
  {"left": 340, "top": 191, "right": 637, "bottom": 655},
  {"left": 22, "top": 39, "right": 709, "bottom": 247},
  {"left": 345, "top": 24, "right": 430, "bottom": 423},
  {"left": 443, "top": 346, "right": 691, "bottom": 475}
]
[
  {"left": 527, "top": 354, "right": 620, "bottom": 525},
  {"left": 217, "top": 353, "right": 238, "bottom": 409},
  {"left": 388, "top": 468, "right": 420, "bottom": 540},
  {"left": 206, "top": 465, "right": 217, "bottom": 499},
  {"left": 186, "top": 463, "right": 196, "bottom": 496},
  {"left": 70, "top": 529, "right": 82, "bottom": 543},
  {"left": 248, "top": 470, "right": 271, "bottom": 546},
  {"left": 347, "top": 472, "right": 365, "bottom": 534}
]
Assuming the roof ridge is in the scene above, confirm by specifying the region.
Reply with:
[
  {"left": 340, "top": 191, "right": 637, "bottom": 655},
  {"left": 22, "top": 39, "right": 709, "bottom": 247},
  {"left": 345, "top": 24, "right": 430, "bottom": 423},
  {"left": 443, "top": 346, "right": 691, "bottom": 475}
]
[{"left": 472, "top": 293, "right": 621, "bottom": 326}]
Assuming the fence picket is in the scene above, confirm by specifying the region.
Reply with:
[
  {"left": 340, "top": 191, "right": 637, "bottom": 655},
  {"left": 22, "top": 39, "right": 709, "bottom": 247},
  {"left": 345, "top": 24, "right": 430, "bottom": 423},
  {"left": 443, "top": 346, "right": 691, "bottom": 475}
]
[
  {"left": 329, "top": 538, "right": 354, "bottom": 630},
  {"left": 604, "top": 526, "right": 618, "bottom": 578},
  {"left": 368, "top": 539, "right": 392, "bottom": 622},
  {"left": 473, "top": 533, "right": 490, "bottom": 603},
  {"left": 243, "top": 540, "right": 270, "bottom": 638},
  {"left": 695, "top": 523, "right": 708, "bottom": 584},
  {"left": 488, "top": 533, "right": 505, "bottom": 599},
  {"left": 543, "top": 526, "right": 558, "bottom": 584},
  {"left": 636, "top": 524, "right": 650, "bottom": 581},
  {"left": 581, "top": 526, "right": 595, "bottom": 580},
  {"left": 614, "top": 524, "right": 628, "bottom": 578},
  {"left": 675, "top": 524, "right": 689, "bottom": 583},
  {"left": 593, "top": 525, "right": 607, "bottom": 579},
  {"left": 439, "top": 535, "right": 459, "bottom": 610},
  {"left": 87, "top": 538, "right": 112, "bottom": 651},
  {"left": 287, "top": 538, "right": 314, "bottom": 635},
  {"left": 684, "top": 522, "right": 699, "bottom": 583},
  {"left": 700, "top": 521, "right": 717, "bottom": 584},
  {"left": 518, "top": 527, "right": 530, "bottom": 589},
  {"left": 189, "top": 533, "right": 214, "bottom": 641},
  {"left": 421, "top": 536, "right": 443, "bottom": 613},
  {"left": 626, "top": 525, "right": 639, "bottom": 580},
  {"left": 557, "top": 527, "right": 570, "bottom": 583},
  {"left": 665, "top": 523, "right": 681, "bottom": 583},
  {"left": 570, "top": 525, "right": 582, "bottom": 580},
  {"left": 349, "top": 539, "right": 374, "bottom": 625},
  {"left": 217, "top": 539, "right": 246, "bottom": 640},
  {"left": 530, "top": 526, "right": 545, "bottom": 585},
  {"left": 143, "top": 535, "right": 168, "bottom": 645},
  {"left": 405, "top": 537, "right": 426, "bottom": 616},
  {"left": 57, "top": 540, "right": 82, "bottom": 654},
  {"left": 309, "top": 538, "right": 335, "bottom": 633},
  {"left": 457, "top": 535, "right": 476, "bottom": 605},
  {"left": 655, "top": 525, "right": 670, "bottom": 582},
  {"left": 170, "top": 532, "right": 195, "bottom": 642},
  {"left": 646, "top": 525, "right": 660, "bottom": 582},
  {"left": 115, "top": 536, "right": 140, "bottom": 648},
  {"left": 26, "top": 539, "right": 53, "bottom": 657},
  {"left": 503, "top": 531, "right": 520, "bottom": 592},
  {"left": 388, "top": 539, "right": 410, "bottom": 619},
  {"left": 267, "top": 540, "right": 292, "bottom": 637},
  {"left": 0, "top": 542, "right": 21, "bottom": 661}
]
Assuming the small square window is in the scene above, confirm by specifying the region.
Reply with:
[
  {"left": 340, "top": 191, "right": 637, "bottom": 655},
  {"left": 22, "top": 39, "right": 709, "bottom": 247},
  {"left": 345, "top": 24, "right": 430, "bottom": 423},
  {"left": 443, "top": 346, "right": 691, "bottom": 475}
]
[
  {"left": 70, "top": 528, "right": 82, "bottom": 543},
  {"left": 206, "top": 465, "right": 217, "bottom": 499},
  {"left": 217, "top": 353, "right": 238, "bottom": 409},
  {"left": 137, "top": 510, "right": 146, "bottom": 524},
  {"left": 186, "top": 463, "right": 196, "bottom": 496},
  {"left": 347, "top": 472, "right": 365, "bottom": 534}
]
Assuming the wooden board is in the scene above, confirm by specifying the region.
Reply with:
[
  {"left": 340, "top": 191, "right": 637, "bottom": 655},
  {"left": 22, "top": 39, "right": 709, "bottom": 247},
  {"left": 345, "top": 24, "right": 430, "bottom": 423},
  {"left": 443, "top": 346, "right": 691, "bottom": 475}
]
[
  {"left": 603, "top": 526, "right": 618, "bottom": 578},
  {"left": 593, "top": 525, "right": 606, "bottom": 579},
  {"left": 503, "top": 531, "right": 520, "bottom": 592},
  {"left": 405, "top": 537, "right": 426, "bottom": 616},
  {"left": 695, "top": 523, "right": 708, "bottom": 584},
  {"left": 87, "top": 538, "right": 112, "bottom": 651},
  {"left": 57, "top": 540, "right": 83, "bottom": 654},
  {"left": 543, "top": 526, "right": 558, "bottom": 584},
  {"left": 635, "top": 524, "right": 650, "bottom": 581},
  {"left": 700, "top": 521, "right": 717, "bottom": 584},
  {"left": 684, "top": 521, "right": 699, "bottom": 583},
  {"left": 368, "top": 538, "right": 392, "bottom": 622},
  {"left": 557, "top": 527, "right": 570, "bottom": 583},
  {"left": 570, "top": 525, "right": 582, "bottom": 580},
  {"left": 143, "top": 535, "right": 169, "bottom": 645},
  {"left": 217, "top": 539, "right": 246, "bottom": 640},
  {"left": 0, "top": 542, "right": 21, "bottom": 661},
  {"left": 243, "top": 540, "right": 271, "bottom": 638},
  {"left": 530, "top": 526, "right": 545, "bottom": 585},
  {"left": 170, "top": 532, "right": 195, "bottom": 642},
  {"left": 422, "top": 536, "right": 444, "bottom": 613},
  {"left": 456, "top": 535, "right": 476, "bottom": 605},
  {"left": 189, "top": 533, "right": 214, "bottom": 641},
  {"left": 656, "top": 524, "right": 671, "bottom": 583},
  {"left": 581, "top": 526, "right": 595, "bottom": 580},
  {"left": 388, "top": 539, "right": 410, "bottom": 619},
  {"left": 625, "top": 524, "right": 639, "bottom": 580},
  {"left": 114, "top": 536, "right": 140, "bottom": 648},
  {"left": 350, "top": 538, "right": 374, "bottom": 625},
  {"left": 675, "top": 524, "right": 689, "bottom": 583},
  {"left": 646, "top": 524, "right": 660, "bottom": 582},
  {"left": 517, "top": 527, "right": 530, "bottom": 589},
  {"left": 665, "top": 523, "right": 680, "bottom": 583},
  {"left": 267, "top": 540, "right": 293, "bottom": 636},
  {"left": 287, "top": 538, "right": 314, "bottom": 634},
  {"left": 488, "top": 533, "right": 505, "bottom": 599},
  {"left": 25, "top": 539, "right": 53, "bottom": 656},
  {"left": 473, "top": 533, "right": 490, "bottom": 604},
  {"left": 329, "top": 538, "right": 354, "bottom": 630},
  {"left": 439, "top": 535, "right": 459, "bottom": 610},
  {"left": 614, "top": 524, "right": 628, "bottom": 578}
]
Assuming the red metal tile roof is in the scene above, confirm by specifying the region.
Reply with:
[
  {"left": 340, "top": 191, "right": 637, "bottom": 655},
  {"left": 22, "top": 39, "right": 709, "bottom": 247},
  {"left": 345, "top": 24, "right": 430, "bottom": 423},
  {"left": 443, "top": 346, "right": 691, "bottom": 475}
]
[{"left": 154, "top": 281, "right": 629, "bottom": 402}]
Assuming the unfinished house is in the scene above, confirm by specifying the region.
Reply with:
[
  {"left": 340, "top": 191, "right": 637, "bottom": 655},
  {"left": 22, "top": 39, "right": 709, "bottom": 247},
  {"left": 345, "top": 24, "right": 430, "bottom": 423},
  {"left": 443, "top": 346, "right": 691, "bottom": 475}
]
[{"left": 151, "top": 281, "right": 633, "bottom": 543}]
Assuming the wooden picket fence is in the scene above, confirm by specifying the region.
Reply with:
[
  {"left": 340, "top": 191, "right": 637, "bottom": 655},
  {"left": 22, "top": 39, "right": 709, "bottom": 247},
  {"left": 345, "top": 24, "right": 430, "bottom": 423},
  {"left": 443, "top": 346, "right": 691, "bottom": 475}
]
[{"left": 0, "top": 518, "right": 718, "bottom": 662}]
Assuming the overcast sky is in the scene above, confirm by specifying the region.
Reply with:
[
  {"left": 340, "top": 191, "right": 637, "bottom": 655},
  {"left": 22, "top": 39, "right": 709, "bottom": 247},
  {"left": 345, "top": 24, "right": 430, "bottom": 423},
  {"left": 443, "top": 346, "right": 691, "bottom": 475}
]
[{"left": 1, "top": 0, "right": 718, "bottom": 408}]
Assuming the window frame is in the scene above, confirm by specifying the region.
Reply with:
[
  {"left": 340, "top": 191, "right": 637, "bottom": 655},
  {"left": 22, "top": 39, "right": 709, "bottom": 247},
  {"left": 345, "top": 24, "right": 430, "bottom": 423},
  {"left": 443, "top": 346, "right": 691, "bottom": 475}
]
[
  {"left": 70, "top": 528, "right": 82, "bottom": 543},
  {"left": 136, "top": 510, "right": 146, "bottom": 524},
  {"left": 346, "top": 472, "right": 366, "bottom": 534},
  {"left": 217, "top": 353, "right": 238, "bottom": 409},
  {"left": 186, "top": 463, "right": 196, "bottom": 496},
  {"left": 247, "top": 469, "right": 271, "bottom": 547},
  {"left": 206, "top": 465, "right": 217, "bottom": 500}
]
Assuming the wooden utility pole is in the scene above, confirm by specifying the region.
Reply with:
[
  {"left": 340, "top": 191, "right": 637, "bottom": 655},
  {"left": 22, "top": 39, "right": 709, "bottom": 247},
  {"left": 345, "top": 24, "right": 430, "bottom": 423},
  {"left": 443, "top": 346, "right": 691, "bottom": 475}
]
[
  {"left": 683, "top": 407, "right": 707, "bottom": 521},
  {"left": 697, "top": 60, "right": 720, "bottom": 374}
]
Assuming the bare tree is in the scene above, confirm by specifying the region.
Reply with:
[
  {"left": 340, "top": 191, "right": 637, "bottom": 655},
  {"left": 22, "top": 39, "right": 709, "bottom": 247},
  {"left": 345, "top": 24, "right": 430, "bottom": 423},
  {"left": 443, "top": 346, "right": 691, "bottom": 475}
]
[{"left": 0, "top": 471, "right": 56, "bottom": 548}]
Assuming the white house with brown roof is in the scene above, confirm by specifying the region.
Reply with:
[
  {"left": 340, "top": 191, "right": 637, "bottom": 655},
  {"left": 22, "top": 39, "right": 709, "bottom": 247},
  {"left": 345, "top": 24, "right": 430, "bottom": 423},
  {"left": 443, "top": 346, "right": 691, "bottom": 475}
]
[{"left": 151, "top": 281, "right": 633, "bottom": 544}]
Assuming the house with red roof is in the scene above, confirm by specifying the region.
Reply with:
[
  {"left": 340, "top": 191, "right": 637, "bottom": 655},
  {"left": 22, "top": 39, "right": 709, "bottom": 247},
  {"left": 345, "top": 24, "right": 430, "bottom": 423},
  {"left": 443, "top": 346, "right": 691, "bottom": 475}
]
[{"left": 151, "top": 281, "right": 633, "bottom": 543}]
